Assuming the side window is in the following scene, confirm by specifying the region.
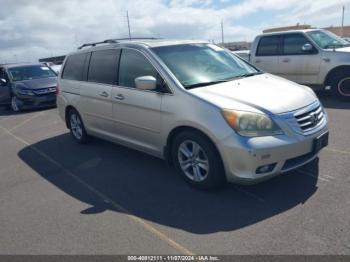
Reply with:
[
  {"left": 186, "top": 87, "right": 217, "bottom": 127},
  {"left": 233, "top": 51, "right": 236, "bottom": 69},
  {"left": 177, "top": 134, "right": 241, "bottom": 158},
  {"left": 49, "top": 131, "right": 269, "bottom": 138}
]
[
  {"left": 118, "top": 49, "right": 160, "bottom": 89},
  {"left": 62, "top": 53, "right": 88, "bottom": 81},
  {"left": 282, "top": 34, "right": 315, "bottom": 55},
  {"left": 88, "top": 49, "right": 120, "bottom": 85},
  {"left": 256, "top": 36, "right": 280, "bottom": 56}
]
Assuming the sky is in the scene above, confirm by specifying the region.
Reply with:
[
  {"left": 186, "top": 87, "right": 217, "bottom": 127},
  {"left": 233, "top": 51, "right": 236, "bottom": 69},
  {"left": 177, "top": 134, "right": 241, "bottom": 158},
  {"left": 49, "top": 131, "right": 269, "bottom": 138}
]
[{"left": 0, "top": 0, "right": 349, "bottom": 63}]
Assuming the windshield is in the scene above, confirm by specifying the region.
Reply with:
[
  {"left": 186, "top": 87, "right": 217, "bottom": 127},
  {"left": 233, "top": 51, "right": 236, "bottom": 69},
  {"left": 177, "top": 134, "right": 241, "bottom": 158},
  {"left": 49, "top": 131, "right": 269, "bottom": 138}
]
[
  {"left": 307, "top": 30, "right": 350, "bottom": 49},
  {"left": 8, "top": 65, "right": 57, "bottom": 81},
  {"left": 152, "top": 43, "right": 260, "bottom": 89}
]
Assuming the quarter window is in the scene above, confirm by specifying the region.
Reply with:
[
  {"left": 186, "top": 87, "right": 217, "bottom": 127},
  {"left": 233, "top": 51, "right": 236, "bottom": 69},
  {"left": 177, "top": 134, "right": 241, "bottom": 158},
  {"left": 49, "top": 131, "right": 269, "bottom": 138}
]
[
  {"left": 118, "top": 49, "right": 159, "bottom": 89},
  {"left": 88, "top": 49, "right": 120, "bottom": 85},
  {"left": 256, "top": 36, "right": 280, "bottom": 56},
  {"left": 62, "top": 53, "right": 88, "bottom": 81},
  {"left": 282, "top": 34, "right": 314, "bottom": 55}
]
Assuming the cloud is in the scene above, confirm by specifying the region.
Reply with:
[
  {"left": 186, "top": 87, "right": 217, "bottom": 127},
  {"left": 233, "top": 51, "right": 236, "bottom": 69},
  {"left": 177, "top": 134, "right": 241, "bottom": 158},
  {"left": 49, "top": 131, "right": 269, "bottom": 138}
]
[{"left": 0, "top": 0, "right": 348, "bottom": 63}]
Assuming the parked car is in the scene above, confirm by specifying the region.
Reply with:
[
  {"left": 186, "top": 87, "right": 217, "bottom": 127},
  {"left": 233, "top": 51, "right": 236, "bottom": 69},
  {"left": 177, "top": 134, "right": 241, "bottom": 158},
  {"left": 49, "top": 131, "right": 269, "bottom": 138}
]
[
  {"left": 57, "top": 39, "right": 329, "bottom": 189},
  {"left": 233, "top": 29, "right": 350, "bottom": 100},
  {"left": 0, "top": 63, "right": 57, "bottom": 112}
]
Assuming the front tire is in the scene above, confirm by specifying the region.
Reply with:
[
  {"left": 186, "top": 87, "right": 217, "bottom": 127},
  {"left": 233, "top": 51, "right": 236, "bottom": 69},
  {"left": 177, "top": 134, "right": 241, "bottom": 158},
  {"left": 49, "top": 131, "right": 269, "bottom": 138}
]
[
  {"left": 171, "top": 130, "right": 226, "bottom": 190},
  {"left": 68, "top": 109, "right": 90, "bottom": 144},
  {"left": 330, "top": 71, "right": 350, "bottom": 101},
  {"left": 11, "top": 96, "right": 21, "bottom": 112}
]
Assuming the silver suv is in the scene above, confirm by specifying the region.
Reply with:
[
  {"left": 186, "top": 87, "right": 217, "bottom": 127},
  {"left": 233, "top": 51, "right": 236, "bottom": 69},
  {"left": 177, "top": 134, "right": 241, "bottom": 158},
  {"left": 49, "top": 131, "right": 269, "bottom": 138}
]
[{"left": 57, "top": 39, "right": 329, "bottom": 189}]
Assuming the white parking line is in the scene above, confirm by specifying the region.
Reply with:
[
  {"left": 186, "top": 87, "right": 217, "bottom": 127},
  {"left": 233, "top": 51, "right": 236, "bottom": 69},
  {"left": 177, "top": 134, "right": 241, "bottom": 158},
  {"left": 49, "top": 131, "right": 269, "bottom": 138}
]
[
  {"left": 296, "top": 170, "right": 331, "bottom": 183},
  {"left": 0, "top": 126, "right": 195, "bottom": 256},
  {"left": 325, "top": 148, "right": 350, "bottom": 155},
  {"left": 8, "top": 112, "right": 44, "bottom": 132}
]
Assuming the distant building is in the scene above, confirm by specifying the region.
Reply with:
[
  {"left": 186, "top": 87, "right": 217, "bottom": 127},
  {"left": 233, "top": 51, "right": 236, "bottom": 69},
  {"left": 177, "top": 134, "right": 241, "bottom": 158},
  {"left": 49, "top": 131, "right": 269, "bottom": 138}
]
[
  {"left": 39, "top": 55, "right": 66, "bottom": 65},
  {"left": 324, "top": 26, "right": 350, "bottom": 37},
  {"left": 263, "top": 24, "right": 312, "bottom": 33},
  {"left": 221, "top": 41, "right": 251, "bottom": 51}
]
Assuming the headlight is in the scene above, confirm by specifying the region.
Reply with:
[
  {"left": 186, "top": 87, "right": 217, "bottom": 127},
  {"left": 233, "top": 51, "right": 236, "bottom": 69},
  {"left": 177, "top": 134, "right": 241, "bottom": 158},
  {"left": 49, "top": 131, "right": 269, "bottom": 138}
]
[
  {"left": 17, "top": 89, "right": 35, "bottom": 96},
  {"left": 222, "top": 109, "right": 283, "bottom": 137}
]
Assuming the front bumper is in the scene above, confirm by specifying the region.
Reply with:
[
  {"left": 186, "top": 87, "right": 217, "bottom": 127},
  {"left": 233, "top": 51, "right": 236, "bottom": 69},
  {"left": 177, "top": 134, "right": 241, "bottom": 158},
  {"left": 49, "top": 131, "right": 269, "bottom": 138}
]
[
  {"left": 218, "top": 111, "right": 329, "bottom": 185},
  {"left": 16, "top": 93, "right": 56, "bottom": 109}
]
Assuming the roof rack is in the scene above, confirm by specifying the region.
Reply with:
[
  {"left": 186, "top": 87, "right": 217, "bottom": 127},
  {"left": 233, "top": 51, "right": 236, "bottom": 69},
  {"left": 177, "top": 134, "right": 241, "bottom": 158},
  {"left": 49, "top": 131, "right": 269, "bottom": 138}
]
[{"left": 77, "top": 37, "right": 161, "bottom": 50}]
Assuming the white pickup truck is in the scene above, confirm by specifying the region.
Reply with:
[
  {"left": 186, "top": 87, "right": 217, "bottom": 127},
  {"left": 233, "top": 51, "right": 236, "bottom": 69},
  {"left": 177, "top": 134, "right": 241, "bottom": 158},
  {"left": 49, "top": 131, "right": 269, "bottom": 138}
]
[{"left": 233, "top": 29, "right": 350, "bottom": 100}]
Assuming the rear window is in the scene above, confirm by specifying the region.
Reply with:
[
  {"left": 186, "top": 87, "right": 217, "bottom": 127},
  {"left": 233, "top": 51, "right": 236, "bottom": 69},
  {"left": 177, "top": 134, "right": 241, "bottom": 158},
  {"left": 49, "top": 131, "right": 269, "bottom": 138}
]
[
  {"left": 62, "top": 53, "right": 88, "bottom": 81},
  {"left": 256, "top": 36, "right": 280, "bottom": 56},
  {"left": 87, "top": 49, "right": 120, "bottom": 85}
]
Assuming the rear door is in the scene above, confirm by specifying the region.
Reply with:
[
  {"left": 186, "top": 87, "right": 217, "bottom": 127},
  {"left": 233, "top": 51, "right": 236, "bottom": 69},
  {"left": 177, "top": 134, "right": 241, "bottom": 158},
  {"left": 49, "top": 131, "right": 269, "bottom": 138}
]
[
  {"left": 0, "top": 68, "right": 11, "bottom": 105},
  {"left": 79, "top": 49, "right": 120, "bottom": 136},
  {"left": 279, "top": 33, "right": 321, "bottom": 84},
  {"left": 253, "top": 35, "right": 281, "bottom": 75}
]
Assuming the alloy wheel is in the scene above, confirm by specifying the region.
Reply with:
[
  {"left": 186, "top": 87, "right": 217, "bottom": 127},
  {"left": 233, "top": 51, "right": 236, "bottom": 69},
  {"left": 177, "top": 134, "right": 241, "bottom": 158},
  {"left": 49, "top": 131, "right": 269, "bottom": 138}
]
[
  {"left": 70, "top": 113, "right": 83, "bottom": 140},
  {"left": 177, "top": 140, "right": 210, "bottom": 182}
]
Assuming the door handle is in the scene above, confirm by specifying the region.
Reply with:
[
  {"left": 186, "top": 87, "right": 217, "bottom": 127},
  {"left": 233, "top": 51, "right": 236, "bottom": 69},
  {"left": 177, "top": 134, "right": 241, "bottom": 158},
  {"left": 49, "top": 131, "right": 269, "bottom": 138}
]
[
  {"left": 114, "top": 94, "right": 125, "bottom": 100},
  {"left": 99, "top": 91, "right": 109, "bottom": 97},
  {"left": 255, "top": 59, "right": 261, "bottom": 63},
  {"left": 282, "top": 58, "right": 290, "bottom": 63}
]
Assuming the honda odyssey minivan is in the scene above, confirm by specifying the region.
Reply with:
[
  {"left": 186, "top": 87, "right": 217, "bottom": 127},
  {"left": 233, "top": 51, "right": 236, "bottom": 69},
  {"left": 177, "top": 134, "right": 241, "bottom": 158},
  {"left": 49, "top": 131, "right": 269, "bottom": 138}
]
[{"left": 57, "top": 39, "right": 329, "bottom": 189}]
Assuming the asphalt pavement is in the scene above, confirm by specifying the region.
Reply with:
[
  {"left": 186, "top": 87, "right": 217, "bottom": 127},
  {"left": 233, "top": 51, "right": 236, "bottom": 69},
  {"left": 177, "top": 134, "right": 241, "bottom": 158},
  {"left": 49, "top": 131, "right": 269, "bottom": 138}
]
[{"left": 0, "top": 91, "right": 349, "bottom": 255}]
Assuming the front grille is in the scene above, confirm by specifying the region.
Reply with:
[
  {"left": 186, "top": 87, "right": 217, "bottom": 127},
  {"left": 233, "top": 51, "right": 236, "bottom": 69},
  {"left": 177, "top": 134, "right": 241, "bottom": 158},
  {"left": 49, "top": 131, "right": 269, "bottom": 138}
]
[
  {"left": 33, "top": 87, "right": 56, "bottom": 96},
  {"left": 294, "top": 104, "right": 324, "bottom": 133}
]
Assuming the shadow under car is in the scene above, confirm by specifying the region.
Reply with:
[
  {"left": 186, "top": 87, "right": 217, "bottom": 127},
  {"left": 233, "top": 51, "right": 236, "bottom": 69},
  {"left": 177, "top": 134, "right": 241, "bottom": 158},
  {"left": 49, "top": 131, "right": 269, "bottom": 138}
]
[{"left": 18, "top": 133, "right": 319, "bottom": 234}]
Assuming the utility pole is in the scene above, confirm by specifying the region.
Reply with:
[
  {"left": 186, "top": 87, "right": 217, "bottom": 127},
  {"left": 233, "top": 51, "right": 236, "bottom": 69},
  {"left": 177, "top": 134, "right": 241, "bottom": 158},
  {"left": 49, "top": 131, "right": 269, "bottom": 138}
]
[
  {"left": 341, "top": 5, "right": 345, "bottom": 37},
  {"left": 221, "top": 19, "right": 224, "bottom": 44},
  {"left": 126, "top": 11, "right": 131, "bottom": 40}
]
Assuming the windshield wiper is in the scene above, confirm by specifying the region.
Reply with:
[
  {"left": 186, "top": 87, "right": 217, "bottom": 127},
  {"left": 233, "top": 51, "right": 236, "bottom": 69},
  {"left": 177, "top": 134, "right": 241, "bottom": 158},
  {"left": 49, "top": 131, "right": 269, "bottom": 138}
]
[
  {"left": 234, "top": 72, "right": 263, "bottom": 78},
  {"left": 184, "top": 72, "right": 263, "bottom": 89},
  {"left": 324, "top": 44, "right": 350, "bottom": 49},
  {"left": 184, "top": 80, "right": 229, "bottom": 89}
]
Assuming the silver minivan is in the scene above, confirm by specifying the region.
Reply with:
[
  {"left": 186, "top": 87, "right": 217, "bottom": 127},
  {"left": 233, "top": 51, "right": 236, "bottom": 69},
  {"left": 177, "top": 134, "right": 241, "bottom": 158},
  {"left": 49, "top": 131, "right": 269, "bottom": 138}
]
[{"left": 57, "top": 39, "right": 329, "bottom": 189}]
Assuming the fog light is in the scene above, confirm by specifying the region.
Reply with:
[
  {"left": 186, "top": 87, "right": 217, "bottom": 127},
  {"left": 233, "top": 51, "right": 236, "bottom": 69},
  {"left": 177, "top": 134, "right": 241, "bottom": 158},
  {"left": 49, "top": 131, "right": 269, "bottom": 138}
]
[{"left": 256, "top": 163, "right": 276, "bottom": 174}]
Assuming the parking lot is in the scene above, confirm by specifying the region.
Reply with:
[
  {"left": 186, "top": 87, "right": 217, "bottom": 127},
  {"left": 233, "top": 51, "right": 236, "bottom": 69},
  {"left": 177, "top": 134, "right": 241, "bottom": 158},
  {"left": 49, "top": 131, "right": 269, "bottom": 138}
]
[{"left": 0, "top": 91, "right": 349, "bottom": 255}]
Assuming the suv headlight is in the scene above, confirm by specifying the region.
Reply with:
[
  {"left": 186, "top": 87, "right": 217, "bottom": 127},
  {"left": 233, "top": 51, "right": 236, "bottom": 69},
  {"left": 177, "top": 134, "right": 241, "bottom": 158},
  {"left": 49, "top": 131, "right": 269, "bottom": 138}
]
[
  {"left": 222, "top": 109, "right": 283, "bottom": 137},
  {"left": 17, "top": 89, "right": 35, "bottom": 96}
]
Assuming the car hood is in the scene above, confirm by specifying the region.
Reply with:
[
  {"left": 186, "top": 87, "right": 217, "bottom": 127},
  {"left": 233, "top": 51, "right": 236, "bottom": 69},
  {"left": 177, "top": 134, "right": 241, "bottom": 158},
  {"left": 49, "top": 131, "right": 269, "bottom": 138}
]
[
  {"left": 13, "top": 77, "right": 57, "bottom": 90},
  {"left": 189, "top": 73, "right": 317, "bottom": 114}
]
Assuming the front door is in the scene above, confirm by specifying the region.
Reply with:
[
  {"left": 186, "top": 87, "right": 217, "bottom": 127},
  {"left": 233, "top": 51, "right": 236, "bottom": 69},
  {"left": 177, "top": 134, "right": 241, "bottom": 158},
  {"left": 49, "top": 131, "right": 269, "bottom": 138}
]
[
  {"left": 112, "top": 48, "right": 165, "bottom": 155},
  {"left": 278, "top": 33, "right": 321, "bottom": 84},
  {"left": 0, "top": 68, "right": 11, "bottom": 105}
]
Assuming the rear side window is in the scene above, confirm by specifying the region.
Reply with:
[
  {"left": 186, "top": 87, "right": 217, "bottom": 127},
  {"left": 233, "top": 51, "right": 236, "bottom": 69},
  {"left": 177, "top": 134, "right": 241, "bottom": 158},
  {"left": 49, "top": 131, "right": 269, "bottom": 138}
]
[
  {"left": 62, "top": 53, "right": 88, "bottom": 81},
  {"left": 118, "top": 49, "right": 158, "bottom": 88},
  {"left": 282, "top": 34, "right": 315, "bottom": 55},
  {"left": 256, "top": 36, "right": 280, "bottom": 56},
  {"left": 88, "top": 49, "right": 120, "bottom": 85}
]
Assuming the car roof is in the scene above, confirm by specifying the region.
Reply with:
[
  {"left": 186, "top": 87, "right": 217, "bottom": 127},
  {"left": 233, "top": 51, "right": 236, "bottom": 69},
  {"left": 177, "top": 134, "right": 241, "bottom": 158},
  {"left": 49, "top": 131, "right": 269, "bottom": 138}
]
[
  {"left": 72, "top": 39, "right": 210, "bottom": 54},
  {"left": 2, "top": 63, "right": 46, "bottom": 69},
  {"left": 258, "top": 28, "right": 323, "bottom": 37}
]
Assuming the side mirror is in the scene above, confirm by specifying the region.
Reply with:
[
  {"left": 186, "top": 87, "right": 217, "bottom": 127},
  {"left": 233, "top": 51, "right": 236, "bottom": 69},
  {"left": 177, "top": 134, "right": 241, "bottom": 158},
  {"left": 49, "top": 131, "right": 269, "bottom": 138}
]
[
  {"left": 301, "top": 43, "right": 313, "bottom": 52},
  {"left": 0, "top": 78, "right": 7, "bottom": 86},
  {"left": 135, "top": 76, "right": 157, "bottom": 90}
]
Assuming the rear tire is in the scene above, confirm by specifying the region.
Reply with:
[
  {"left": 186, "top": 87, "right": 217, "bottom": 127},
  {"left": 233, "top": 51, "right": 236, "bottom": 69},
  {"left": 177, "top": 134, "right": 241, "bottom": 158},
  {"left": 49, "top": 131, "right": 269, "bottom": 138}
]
[
  {"left": 330, "top": 71, "right": 350, "bottom": 101},
  {"left": 68, "top": 109, "right": 90, "bottom": 144},
  {"left": 171, "top": 130, "right": 226, "bottom": 190}
]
